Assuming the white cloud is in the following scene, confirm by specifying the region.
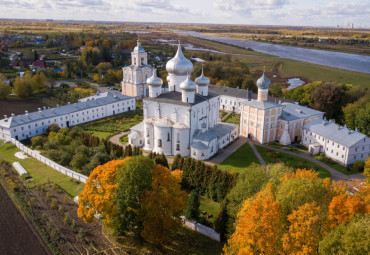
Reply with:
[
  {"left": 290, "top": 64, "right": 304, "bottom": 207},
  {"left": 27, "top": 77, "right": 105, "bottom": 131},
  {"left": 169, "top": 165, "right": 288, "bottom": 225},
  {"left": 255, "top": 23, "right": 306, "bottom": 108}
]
[{"left": 214, "top": 0, "right": 289, "bottom": 15}]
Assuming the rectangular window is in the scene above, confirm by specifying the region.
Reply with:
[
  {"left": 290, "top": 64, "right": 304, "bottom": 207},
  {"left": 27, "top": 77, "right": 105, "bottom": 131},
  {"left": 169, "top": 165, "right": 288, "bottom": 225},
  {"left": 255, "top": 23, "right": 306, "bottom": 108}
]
[
  {"left": 158, "top": 139, "right": 162, "bottom": 147},
  {"left": 176, "top": 144, "right": 180, "bottom": 151}
]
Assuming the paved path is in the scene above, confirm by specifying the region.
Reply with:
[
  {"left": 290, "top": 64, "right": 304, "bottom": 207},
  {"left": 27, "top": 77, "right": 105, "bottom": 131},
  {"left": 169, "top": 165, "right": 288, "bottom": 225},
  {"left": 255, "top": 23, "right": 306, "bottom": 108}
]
[
  {"left": 109, "top": 131, "right": 130, "bottom": 147},
  {"left": 206, "top": 137, "right": 248, "bottom": 165},
  {"left": 248, "top": 140, "right": 266, "bottom": 166},
  {"left": 252, "top": 141, "right": 365, "bottom": 181}
]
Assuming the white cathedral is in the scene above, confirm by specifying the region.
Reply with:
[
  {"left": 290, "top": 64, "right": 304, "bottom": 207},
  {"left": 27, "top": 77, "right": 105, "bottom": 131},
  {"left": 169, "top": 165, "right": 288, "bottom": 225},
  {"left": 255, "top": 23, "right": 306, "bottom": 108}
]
[{"left": 127, "top": 43, "right": 239, "bottom": 160}]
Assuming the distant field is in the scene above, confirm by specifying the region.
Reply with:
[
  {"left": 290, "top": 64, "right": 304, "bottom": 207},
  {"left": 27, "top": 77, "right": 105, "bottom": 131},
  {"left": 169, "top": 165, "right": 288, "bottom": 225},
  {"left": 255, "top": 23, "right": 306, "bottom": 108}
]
[{"left": 151, "top": 31, "right": 370, "bottom": 87}]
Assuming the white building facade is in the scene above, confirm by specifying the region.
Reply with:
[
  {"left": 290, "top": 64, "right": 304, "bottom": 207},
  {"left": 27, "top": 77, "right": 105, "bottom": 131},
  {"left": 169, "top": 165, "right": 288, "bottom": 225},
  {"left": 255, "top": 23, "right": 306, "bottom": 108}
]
[
  {"left": 0, "top": 92, "right": 136, "bottom": 141},
  {"left": 302, "top": 118, "right": 370, "bottom": 166},
  {"left": 128, "top": 43, "right": 239, "bottom": 160},
  {"left": 121, "top": 40, "right": 154, "bottom": 99}
]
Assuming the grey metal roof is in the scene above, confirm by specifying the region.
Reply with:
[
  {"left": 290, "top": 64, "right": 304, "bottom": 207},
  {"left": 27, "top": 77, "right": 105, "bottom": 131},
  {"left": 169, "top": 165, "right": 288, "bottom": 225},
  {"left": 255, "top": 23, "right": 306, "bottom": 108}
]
[
  {"left": 209, "top": 123, "right": 238, "bottom": 139},
  {"left": 193, "top": 129, "right": 218, "bottom": 142},
  {"left": 0, "top": 91, "right": 133, "bottom": 128},
  {"left": 191, "top": 141, "right": 208, "bottom": 150},
  {"left": 303, "top": 118, "right": 368, "bottom": 147},
  {"left": 242, "top": 99, "right": 280, "bottom": 110},
  {"left": 208, "top": 85, "right": 251, "bottom": 100},
  {"left": 144, "top": 91, "right": 219, "bottom": 106},
  {"left": 256, "top": 73, "right": 271, "bottom": 89},
  {"left": 279, "top": 103, "right": 323, "bottom": 121}
]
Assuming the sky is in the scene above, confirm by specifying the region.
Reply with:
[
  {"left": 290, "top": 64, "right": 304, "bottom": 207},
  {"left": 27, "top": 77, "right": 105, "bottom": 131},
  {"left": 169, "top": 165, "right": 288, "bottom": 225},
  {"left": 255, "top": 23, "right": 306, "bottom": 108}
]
[{"left": 0, "top": 0, "right": 369, "bottom": 27}]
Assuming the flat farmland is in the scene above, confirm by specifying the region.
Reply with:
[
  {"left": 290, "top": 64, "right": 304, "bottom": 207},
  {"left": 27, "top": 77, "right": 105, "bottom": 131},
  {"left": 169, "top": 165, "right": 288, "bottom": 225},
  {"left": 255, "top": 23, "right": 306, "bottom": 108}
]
[
  {"left": 0, "top": 99, "right": 50, "bottom": 117},
  {"left": 0, "top": 184, "right": 50, "bottom": 255}
]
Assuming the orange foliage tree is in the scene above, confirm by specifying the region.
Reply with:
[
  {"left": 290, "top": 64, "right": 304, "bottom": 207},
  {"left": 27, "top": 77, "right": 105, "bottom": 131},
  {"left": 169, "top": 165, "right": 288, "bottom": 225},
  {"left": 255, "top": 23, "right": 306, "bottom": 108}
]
[
  {"left": 139, "top": 167, "right": 187, "bottom": 244},
  {"left": 77, "top": 159, "right": 129, "bottom": 226},
  {"left": 282, "top": 202, "right": 322, "bottom": 255},
  {"left": 224, "top": 184, "right": 282, "bottom": 255},
  {"left": 328, "top": 194, "right": 367, "bottom": 229}
]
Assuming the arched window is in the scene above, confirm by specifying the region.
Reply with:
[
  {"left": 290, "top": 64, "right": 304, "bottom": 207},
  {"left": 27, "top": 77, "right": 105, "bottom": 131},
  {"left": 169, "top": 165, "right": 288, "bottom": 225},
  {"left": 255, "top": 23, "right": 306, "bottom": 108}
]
[
  {"left": 177, "top": 133, "right": 180, "bottom": 143},
  {"left": 146, "top": 128, "right": 149, "bottom": 137},
  {"left": 167, "top": 133, "right": 170, "bottom": 141},
  {"left": 158, "top": 139, "right": 162, "bottom": 147}
]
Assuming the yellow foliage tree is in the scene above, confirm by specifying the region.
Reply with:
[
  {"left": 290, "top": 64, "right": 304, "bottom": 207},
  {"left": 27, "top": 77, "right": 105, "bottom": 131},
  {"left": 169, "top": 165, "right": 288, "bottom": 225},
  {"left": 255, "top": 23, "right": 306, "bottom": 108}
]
[
  {"left": 280, "top": 168, "right": 319, "bottom": 183},
  {"left": 77, "top": 159, "right": 129, "bottom": 226},
  {"left": 224, "top": 184, "right": 282, "bottom": 255},
  {"left": 139, "top": 166, "right": 187, "bottom": 244},
  {"left": 282, "top": 202, "right": 322, "bottom": 255}
]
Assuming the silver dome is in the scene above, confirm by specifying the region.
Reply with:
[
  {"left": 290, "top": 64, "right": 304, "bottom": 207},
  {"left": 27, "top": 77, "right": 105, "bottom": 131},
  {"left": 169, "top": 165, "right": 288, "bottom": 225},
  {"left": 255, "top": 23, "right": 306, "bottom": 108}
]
[
  {"left": 147, "top": 69, "right": 163, "bottom": 87},
  {"left": 256, "top": 73, "right": 271, "bottom": 89},
  {"left": 166, "top": 43, "right": 193, "bottom": 75},
  {"left": 180, "top": 75, "right": 196, "bottom": 91},
  {"left": 195, "top": 69, "right": 210, "bottom": 86},
  {"left": 133, "top": 40, "right": 145, "bottom": 53}
]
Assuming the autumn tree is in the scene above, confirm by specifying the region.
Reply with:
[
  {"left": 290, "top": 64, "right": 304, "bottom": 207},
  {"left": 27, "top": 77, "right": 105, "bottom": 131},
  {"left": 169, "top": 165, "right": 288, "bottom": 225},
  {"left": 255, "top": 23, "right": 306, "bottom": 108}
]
[
  {"left": 14, "top": 74, "right": 36, "bottom": 98},
  {"left": 224, "top": 184, "right": 282, "bottom": 255},
  {"left": 319, "top": 214, "right": 370, "bottom": 255},
  {"left": 311, "top": 82, "right": 344, "bottom": 120},
  {"left": 276, "top": 170, "right": 328, "bottom": 219},
  {"left": 364, "top": 158, "right": 370, "bottom": 184},
  {"left": 113, "top": 156, "right": 154, "bottom": 237},
  {"left": 343, "top": 95, "right": 370, "bottom": 135},
  {"left": 0, "top": 74, "right": 11, "bottom": 99},
  {"left": 139, "top": 167, "right": 187, "bottom": 244},
  {"left": 327, "top": 194, "right": 367, "bottom": 230},
  {"left": 78, "top": 159, "right": 128, "bottom": 226},
  {"left": 282, "top": 202, "right": 322, "bottom": 254}
]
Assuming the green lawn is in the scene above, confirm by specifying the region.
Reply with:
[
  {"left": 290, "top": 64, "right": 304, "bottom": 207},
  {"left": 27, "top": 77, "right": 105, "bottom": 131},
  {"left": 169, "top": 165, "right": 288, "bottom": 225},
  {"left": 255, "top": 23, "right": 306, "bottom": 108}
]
[
  {"left": 313, "top": 155, "right": 358, "bottom": 175},
  {"left": 218, "top": 143, "right": 259, "bottom": 173},
  {"left": 219, "top": 110, "right": 228, "bottom": 118},
  {"left": 0, "top": 141, "right": 84, "bottom": 197},
  {"left": 87, "top": 131, "right": 114, "bottom": 140},
  {"left": 199, "top": 196, "right": 221, "bottom": 224},
  {"left": 80, "top": 110, "right": 143, "bottom": 135},
  {"left": 255, "top": 145, "right": 332, "bottom": 179},
  {"left": 119, "top": 134, "right": 129, "bottom": 145},
  {"left": 222, "top": 113, "right": 240, "bottom": 125}
]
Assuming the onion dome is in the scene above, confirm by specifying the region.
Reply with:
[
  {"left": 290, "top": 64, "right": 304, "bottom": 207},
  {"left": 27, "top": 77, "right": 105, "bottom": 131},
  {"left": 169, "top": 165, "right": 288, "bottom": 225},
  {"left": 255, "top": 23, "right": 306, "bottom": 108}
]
[
  {"left": 166, "top": 43, "right": 193, "bottom": 75},
  {"left": 180, "top": 74, "right": 196, "bottom": 91},
  {"left": 146, "top": 69, "right": 163, "bottom": 87},
  {"left": 195, "top": 68, "right": 210, "bottom": 86},
  {"left": 256, "top": 73, "right": 271, "bottom": 89},
  {"left": 133, "top": 40, "right": 145, "bottom": 53}
]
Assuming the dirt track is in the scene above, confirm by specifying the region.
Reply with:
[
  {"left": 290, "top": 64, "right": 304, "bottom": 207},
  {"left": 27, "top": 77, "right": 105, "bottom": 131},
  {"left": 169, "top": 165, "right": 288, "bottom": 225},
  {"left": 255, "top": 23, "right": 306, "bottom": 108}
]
[{"left": 0, "top": 184, "right": 49, "bottom": 255}]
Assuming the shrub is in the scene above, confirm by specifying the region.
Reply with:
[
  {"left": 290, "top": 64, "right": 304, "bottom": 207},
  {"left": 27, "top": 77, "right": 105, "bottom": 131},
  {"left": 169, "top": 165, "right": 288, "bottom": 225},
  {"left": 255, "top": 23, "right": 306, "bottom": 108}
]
[
  {"left": 64, "top": 213, "right": 72, "bottom": 226},
  {"left": 42, "top": 212, "right": 48, "bottom": 221},
  {"left": 353, "top": 161, "right": 365, "bottom": 172},
  {"left": 50, "top": 199, "right": 58, "bottom": 209},
  {"left": 46, "top": 192, "right": 51, "bottom": 199},
  {"left": 58, "top": 205, "right": 63, "bottom": 213},
  {"left": 47, "top": 220, "right": 53, "bottom": 230},
  {"left": 51, "top": 228, "right": 60, "bottom": 239},
  {"left": 77, "top": 229, "right": 86, "bottom": 240},
  {"left": 30, "top": 197, "right": 35, "bottom": 207},
  {"left": 71, "top": 220, "right": 78, "bottom": 230}
]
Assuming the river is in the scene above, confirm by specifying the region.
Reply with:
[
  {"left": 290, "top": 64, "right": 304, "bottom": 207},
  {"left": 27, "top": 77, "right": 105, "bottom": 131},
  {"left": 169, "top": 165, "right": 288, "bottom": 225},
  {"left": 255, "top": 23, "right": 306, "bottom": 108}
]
[{"left": 173, "top": 30, "right": 370, "bottom": 74}]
